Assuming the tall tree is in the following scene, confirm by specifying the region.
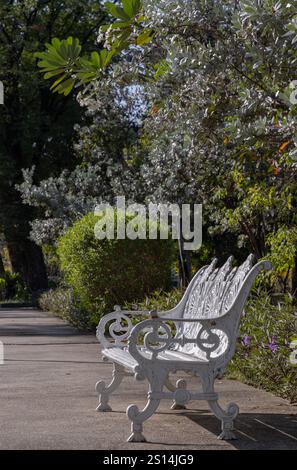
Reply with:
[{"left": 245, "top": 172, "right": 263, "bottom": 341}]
[{"left": 0, "top": 0, "right": 106, "bottom": 291}]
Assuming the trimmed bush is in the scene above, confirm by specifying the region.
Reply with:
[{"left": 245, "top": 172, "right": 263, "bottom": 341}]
[{"left": 57, "top": 211, "right": 174, "bottom": 325}]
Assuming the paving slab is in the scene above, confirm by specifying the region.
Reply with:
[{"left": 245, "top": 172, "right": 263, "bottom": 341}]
[{"left": 0, "top": 308, "right": 297, "bottom": 450}]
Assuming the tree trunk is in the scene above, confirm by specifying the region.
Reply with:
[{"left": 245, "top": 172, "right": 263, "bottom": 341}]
[
  {"left": 292, "top": 252, "right": 297, "bottom": 302},
  {"left": 0, "top": 253, "right": 5, "bottom": 277},
  {"left": 178, "top": 237, "right": 192, "bottom": 288},
  {"left": 6, "top": 239, "right": 48, "bottom": 293}
]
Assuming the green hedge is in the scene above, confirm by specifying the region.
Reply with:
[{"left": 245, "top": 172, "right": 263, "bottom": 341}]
[{"left": 57, "top": 211, "right": 174, "bottom": 325}]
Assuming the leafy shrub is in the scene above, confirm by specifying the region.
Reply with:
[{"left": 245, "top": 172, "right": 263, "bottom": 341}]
[
  {"left": 57, "top": 211, "right": 174, "bottom": 325},
  {"left": 0, "top": 272, "right": 30, "bottom": 302},
  {"left": 0, "top": 277, "right": 6, "bottom": 300},
  {"left": 38, "top": 287, "right": 91, "bottom": 330},
  {"left": 228, "top": 294, "right": 297, "bottom": 403},
  {"left": 125, "top": 288, "right": 183, "bottom": 312},
  {"left": 12, "top": 273, "right": 31, "bottom": 301},
  {"left": 42, "top": 244, "right": 62, "bottom": 288}
]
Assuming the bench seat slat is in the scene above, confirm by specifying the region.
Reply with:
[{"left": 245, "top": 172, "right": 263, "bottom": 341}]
[{"left": 102, "top": 347, "right": 208, "bottom": 370}]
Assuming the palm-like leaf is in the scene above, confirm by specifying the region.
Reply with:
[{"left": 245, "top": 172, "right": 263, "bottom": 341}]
[
  {"left": 36, "top": 37, "right": 82, "bottom": 95},
  {"left": 37, "top": 1, "right": 149, "bottom": 96}
]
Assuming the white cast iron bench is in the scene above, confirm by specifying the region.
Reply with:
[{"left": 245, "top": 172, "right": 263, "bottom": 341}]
[{"left": 96, "top": 254, "right": 272, "bottom": 442}]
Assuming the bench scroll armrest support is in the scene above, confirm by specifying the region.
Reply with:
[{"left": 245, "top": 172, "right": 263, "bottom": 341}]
[
  {"left": 96, "top": 305, "right": 154, "bottom": 349},
  {"left": 128, "top": 317, "right": 230, "bottom": 369}
]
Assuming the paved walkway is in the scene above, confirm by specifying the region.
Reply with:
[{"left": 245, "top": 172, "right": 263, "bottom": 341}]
[{"left": 0, "top": 308, "right": 296, "bottom": 450}]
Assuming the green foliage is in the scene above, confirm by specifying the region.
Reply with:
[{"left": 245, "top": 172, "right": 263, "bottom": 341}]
[
  {"left": 36, "top": 37, "right": 115, "bottom": 95},
  {"left": 265, "top": 227, "right": 297, "bottom": 288},
  {"left": 57, "top": 211, "right": 174, "bottom": 324},
  {"left": 37, "top": 0, "right": 153, "bottom": 95},
  {"left": 1, "top": 272, "right": 31, "bottom": 302},
  {"left": 105, "top": 0, "right": 142, "bottom": 20},
  {"left": 228, "top": 293, "right": 297, "bottom": 403},
  {"left": 0, "top": 277, "right": 6, "bottom": 300},
  {"left": 36, "top": 37, "right": 83, "bottom": 96},
  {"left": 0, "top": 0, "right": 106, "bottom": 290},
  {"left": 124, "top": 288, "right": 183, "bottom": 312},
  {"left": 38, "top": 287, "right": 91, "bottom": 330}
]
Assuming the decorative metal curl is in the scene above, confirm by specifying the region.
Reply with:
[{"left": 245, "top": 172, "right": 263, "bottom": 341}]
[
  {"left": 108, "top": 314, "right": 132, "bottom": 342},
  {"left": 143, "top": 322, "right": 172, "bottom": 357},
  {"left": 195, "top": 327, "right": 230, "bottom": 359},
  {"left": 196, "top": 327, "right": 220, "bottom": 352},
  {"left": 96, "top": 307, "right": 133, "bottom": 348}
]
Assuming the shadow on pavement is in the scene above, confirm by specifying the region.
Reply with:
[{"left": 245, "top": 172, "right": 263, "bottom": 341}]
[{"left": 178, "top": 411, "right": 297, "bottom": 449}]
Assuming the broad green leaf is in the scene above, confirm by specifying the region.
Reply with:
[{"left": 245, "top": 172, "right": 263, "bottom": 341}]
[
  {"left": 135, "top": 28, "right": 154, "bottom": 46},
  {"left": 99, "top": 24, "right": 110, "bottom": 33},
  {"left": 38, "top": 59, "right": 65, "bottom": 68},
  {"left": 111, "top": 21, "right": 132, "bottom": 29},
  {"left": 52, "top": 38, "right": 61, "bottom": 49},
  {"left": 91, "top": 51, "right": 101, "bottom": 67},
  {"left": 50, "top": 73, "right": 68, "bottom": 90},
  {"left": 105, "top": 2, "right": 130, "bottom": 20},
  {"left": 44, "top": 46, "right": 66, "bottom": 63},
  {"left": 154, "top": 59, "right": 169, "bottom": 79},
  {"left": 56, "top": 77, "right": 76, "bottom": 96},
  {"left": 44, "top": 69, "right": 65, "bottom": 79},
  {"left": 122, "top": 0, "right": 142, "bottom": 18},
  {"left": 77, "top": 71, "right": 97, "bottom": 83},
  {"left": 36, "top": 51, "right": 65, "bottom": 65}
]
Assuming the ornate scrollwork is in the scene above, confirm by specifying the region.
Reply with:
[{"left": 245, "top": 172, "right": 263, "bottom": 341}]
[
  {"left": 194, "top": 326, "right": 229, "bottom": 359},
  {"left": 108, "top": 314, "right": 132, "bottom": 341},
  {"left": 143, "top": 322, "right": 173, "bottom": 358},
  {"left": 128, "top": 317, "right": 230, "bottom": 364},
  {"left": 172, "top": 323, "right": 230, "bottom": 361},
  {"left": 196, "top": 326, "right": 221, "bottom": 354},
  {"left": 96, "top": 305, "right": 133, "bottom": 349}
]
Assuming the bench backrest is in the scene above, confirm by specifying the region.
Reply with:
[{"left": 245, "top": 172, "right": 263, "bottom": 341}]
[
  {"left": 183, "top": 254, "right": 254, "bottom": 321},
  {"left": 174, "top": 254, "right": 255, "bottom": 360}
]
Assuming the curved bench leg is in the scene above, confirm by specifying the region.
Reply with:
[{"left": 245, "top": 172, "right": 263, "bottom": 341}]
[
  {"left": 126, "top": 370, "right": 167, "bottom": 442},
  {"left": 165, "top": 377, "right": 187, "bottom": 410},
  {"left": 165, "top": 376, "right": 176, "bottom": 392},
  {"left": 95, "top": 363, "right": 125, "bottom": 412},
  {"left": 207, "top": 400, "right": 239, "bottom": 440},
  {"left": 201, "top": 372, "right": 239, "bottom": 440}
]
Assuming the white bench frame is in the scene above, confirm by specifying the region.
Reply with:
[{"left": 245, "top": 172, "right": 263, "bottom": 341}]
[{"left": 96, "top": 255, "right": 272, "bottom": 442}]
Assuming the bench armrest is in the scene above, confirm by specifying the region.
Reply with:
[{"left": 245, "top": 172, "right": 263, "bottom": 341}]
[
  {"left": 127, "top": 316, "right": 229, "bottom": 368},
  {"left": 96, "top": 305, "right": 160, "bottom": 348}
]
